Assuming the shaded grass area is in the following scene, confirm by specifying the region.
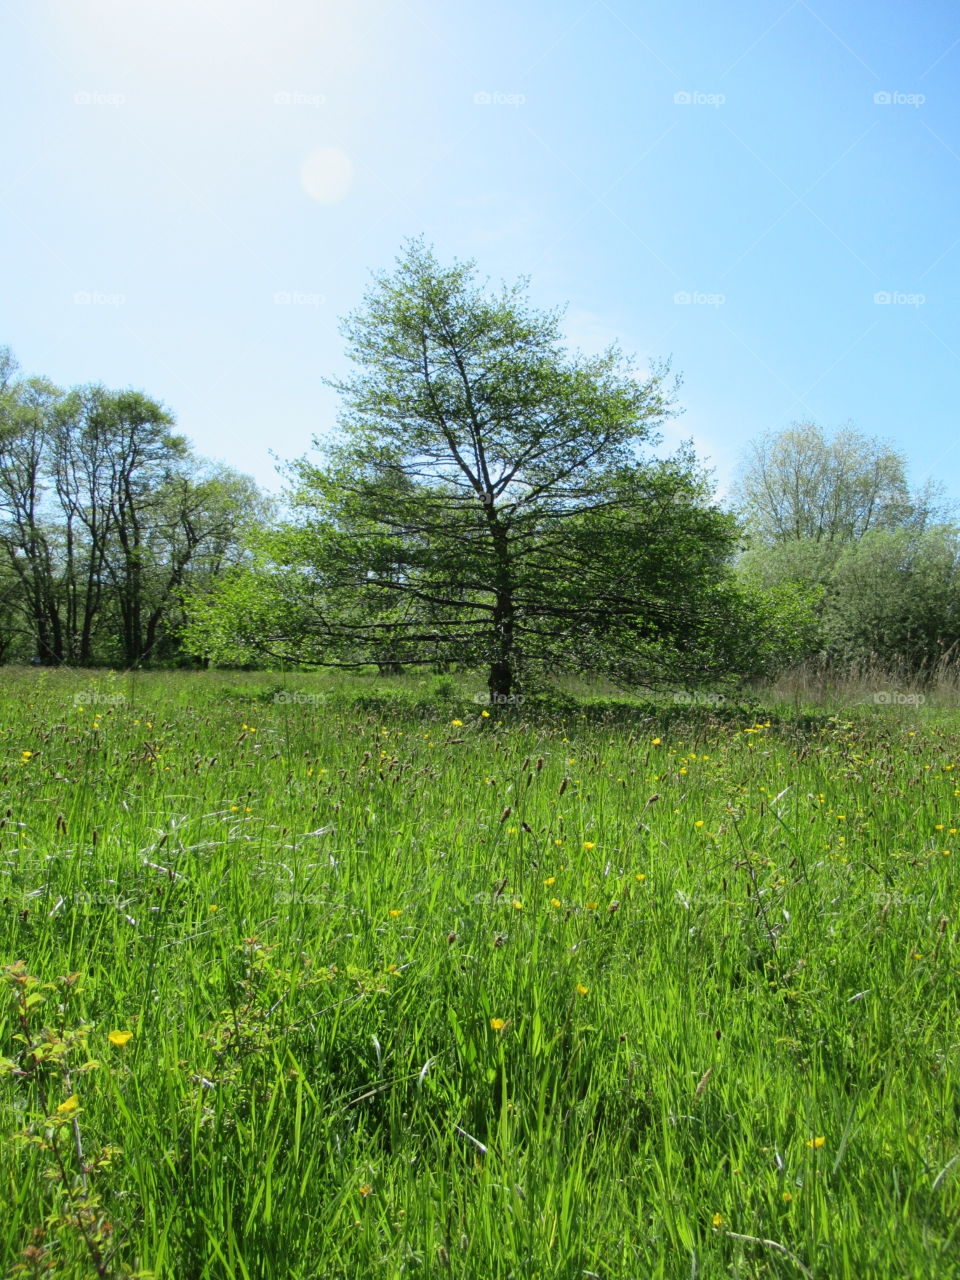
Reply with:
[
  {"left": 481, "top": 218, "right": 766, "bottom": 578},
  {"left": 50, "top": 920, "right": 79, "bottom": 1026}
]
[{"left": 1, "top": 668, "right": 959, "bottom": 1278}]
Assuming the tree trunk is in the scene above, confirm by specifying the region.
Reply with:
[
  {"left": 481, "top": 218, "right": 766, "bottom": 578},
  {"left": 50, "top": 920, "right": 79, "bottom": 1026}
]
[{"left": 488, "top": 520, "right": 516, "bottom": 701}]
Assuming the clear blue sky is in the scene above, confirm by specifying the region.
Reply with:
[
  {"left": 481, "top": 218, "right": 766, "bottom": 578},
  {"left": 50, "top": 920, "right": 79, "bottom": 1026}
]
[{"left": 2, "top": 0, "right": 958, "bottom": 503}]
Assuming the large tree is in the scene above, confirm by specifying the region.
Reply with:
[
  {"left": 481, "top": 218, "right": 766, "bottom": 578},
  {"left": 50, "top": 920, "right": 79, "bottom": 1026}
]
[
  {"left": 733, "top": 421, "right": 959, "bottom": 675},
  {"left": 733, "top": 421, "right": 943, "bottom": 547},
  {"left": 0, "top": 349, "right": 264, "bottom": 665},
  {"left": 186, "top": 241, "right": 800, "bottom": 692}
]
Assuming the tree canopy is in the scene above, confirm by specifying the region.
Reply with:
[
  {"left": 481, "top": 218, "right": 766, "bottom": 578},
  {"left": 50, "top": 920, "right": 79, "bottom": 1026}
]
[
  {"left": 733, "top": 421, "right": 944, "bottom": 546},
  {"left": 185, "top": 241, "right": 809, "bottom": 691},
  {"left": 0, "top": 347, "right": 267, "bottom": 665}
]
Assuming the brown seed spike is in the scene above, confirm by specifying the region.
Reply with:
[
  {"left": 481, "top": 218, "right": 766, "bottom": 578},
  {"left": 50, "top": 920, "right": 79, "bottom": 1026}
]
[
  {"left": 499, "top": 807, "right": 512, "bottom": 824},
  {"left": 559, "top": 778, "right": 569, "bottom": 796}
]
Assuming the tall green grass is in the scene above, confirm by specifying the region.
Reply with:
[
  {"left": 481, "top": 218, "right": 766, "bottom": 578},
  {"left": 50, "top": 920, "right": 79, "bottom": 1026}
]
[{"left": 1, "top": 668, "right": 959, "bottom": 1278}]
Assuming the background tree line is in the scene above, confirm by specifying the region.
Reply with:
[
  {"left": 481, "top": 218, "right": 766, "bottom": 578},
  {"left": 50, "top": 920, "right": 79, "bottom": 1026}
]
[
  {"left": 6, "top": 241, "right": 958, "bottom": 687},
  {"left": 0, "top": 346, "right": 268, "bottom": 666},
  {"left": 734, "top": 422, "right": 959, "bottom": 678}
]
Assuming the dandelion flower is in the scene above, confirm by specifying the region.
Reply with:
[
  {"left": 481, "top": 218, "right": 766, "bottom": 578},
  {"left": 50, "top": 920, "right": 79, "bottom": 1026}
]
[
  {"left": 511, "top": 899, "right": 523, "bottom": 910},
  {"left": 583, "top": 841, "right": 596, "bottom": 850},
  {"left": 635, "top": 873, "right": 646, "bottom": 883},
  {"left": 388, "top": 909, "right": 402, "bottom": 918},
  {"left": 806, "top": 1136, "right": 826, "bottom": 1148},
  {"left": 550, "top": 897, "right": 562, "bottom": 908},
  {"left": 481, "top": 710, "right": 490, "bottom": 718},
  {"left": 712, "top": 1213, "right": 724, "bottom": 1227},
  {"left": 576, "top": 984, "right": 588, "bottom": 995},
  {"left": 20, "top": 750, "right": 33, "bottom": 761},
  {"left": 57, "top": 1095, "right": 79, "bottom": 1113},
  {"left": 359, "top": 1183, "right": 373, "bottom": 1197},
  {"left": 490, "top": 1018, "right": 506, "bottom": 1031},
  {"left": 451, "top": 719, "right": 463, "bottom": 727},
  {"left": 652, "top": 738, "right": 661, "bottom": 745},
  {"left": 107, "top": 1030, "right": 133, "bottom": 1047},
  {"left": 544, "top": 876, "right": 556, "bottom": 886}
]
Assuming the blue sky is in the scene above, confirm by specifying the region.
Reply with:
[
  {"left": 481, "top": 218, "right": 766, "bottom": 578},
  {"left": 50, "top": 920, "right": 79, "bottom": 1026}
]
[{"left": 2, "top": 0, "right": 958, "bottom": 504}]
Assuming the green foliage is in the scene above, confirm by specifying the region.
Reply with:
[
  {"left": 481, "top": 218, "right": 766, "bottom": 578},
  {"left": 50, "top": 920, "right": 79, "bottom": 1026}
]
[
  {"left": 820, "top": 525, "right": 960, "bottom": 670},
  {"left": 733, "top": 421, "right": 943, "bottom": 546},
  {"left": 737, "top": 526, "right": 960, "bottom": 676},
  {"left": 187, "top": 241, "right": 782, "bottom": 692},
  {"left": 0, "top": 349, "right": 265, "bottom": 667}
]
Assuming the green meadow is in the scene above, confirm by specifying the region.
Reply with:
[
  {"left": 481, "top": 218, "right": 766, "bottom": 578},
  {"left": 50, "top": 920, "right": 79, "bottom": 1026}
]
[{"left": 2, "top": 667, "right": 959, "bottom": 1279}]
